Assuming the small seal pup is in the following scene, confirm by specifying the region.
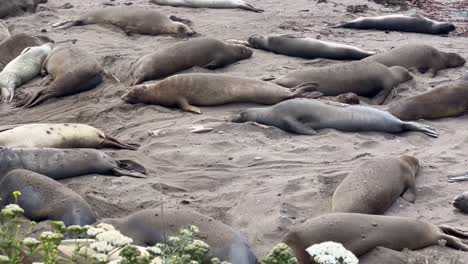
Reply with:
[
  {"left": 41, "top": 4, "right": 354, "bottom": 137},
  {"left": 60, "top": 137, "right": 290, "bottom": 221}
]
[
  {"left": 247, "top": 35, "right": 375, "bottom": 60},
  {"left": 282, "top": 213, "right": 468, "bottom": 263},
  {"left": 0, "top": 43, "right": 51, "bottom": 102},
  {"left": 102, "top": 208, "right": 258, "bottom": 264},
  {"left": 0, "top": 148, "right": 147, "bottom": 179},
  {"left": 229, "top": 99, "right": 438, "bottom": 137},
  {"left": 0, "top": 21, "right": 10, "bottom": 43},
  {"left": 274, "top": 61, "right": 412, "bottom": 104},
  {"left": 364, "top": 44, "right": 465, "bottom": 77},
  {"left": 0, "top": 169, "right": 97, "bottom": 226},
  {"left": 19, "top": 45, "right": 104, "bottom": 108},
  {"left": 0, "top": 33, "right": 53, "bottom": 70},
  {"left": 122, "top": 73, "right": 319, "bottom": 114},
  {"left": 0, "top": 0, "right": 46, "bottom": 19},
  {"left": 334, "top": 14, "right": 456, "bottom": 35},
  {"left": 131, "top": 37, "right": 253, "bottom": 85},
  {"left": 453, "top": 192, "right": 468, "bottom": 214},
  {"left": 150, "top": 0, "right": 263, "bottom": 12},
  {"left": 52, "top": 7, "right": 194, "bottom": 37},
  {"left": 387, "top": 79, "right": 468, "bottom": 121},
  {"left": 0, "top": 123, "right": 138, "bottom": 150},
  {"left": 332, "top": 155, "right": 420, "bottom": 214}
]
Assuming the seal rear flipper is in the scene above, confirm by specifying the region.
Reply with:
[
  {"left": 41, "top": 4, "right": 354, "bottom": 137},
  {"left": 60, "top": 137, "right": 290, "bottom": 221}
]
[
  {"left": 402, "top": 121, "right": 438, "bottom": 138},
  {"left": 102, "top": 135, "right": 140, "bottom": 150},
  {"left": 290, "top": 82, "right": 320, "bottom": 98},
  {"left": 112, "top": 168, "right": 147, "bottom": 178},
  {"left": 19, "top": 89, "right": 51, "bottom": 108},
  {"left": 282, "top": 117, "right": 317, "bottom": 135},
  {"left": 52, "top": 20, "right": 82, "bottom": 29},
  {"left": 439, "top": 225, "right": 468, "bottom": 239},
  {"left": 169, "top": 15, "right": 193, "bottom": 26},
  {"left": 239, "top": 3, "right": 264, "bottom": 13}
]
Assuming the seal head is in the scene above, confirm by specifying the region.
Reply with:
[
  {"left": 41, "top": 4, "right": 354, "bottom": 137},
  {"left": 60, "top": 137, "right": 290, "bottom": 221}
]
[
  {"left": 122, "top": 85, "right": 149, "bottom": 104},
  {"left": 247, "top": 35, "right": 268, "bottom": 49},
  {"left": 453, "top": 192, "right": 468, "bottom": 213},
  {"left": 443, "top": 52, "right": 466, "bottom": 68}
]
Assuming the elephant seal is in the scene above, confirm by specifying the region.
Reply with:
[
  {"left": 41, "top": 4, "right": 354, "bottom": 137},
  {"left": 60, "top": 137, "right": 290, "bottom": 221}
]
[
  {"left": 131, "top": 37, "right": 253, "bottom": 85},
  {"left": 0, "top": 21, "right": 10, "bottom": 43},
  {"left": 52, "top": 7, "right": 194, "bottom": 37},
  {"left": 122, "top": 73, "right": 319, "bottom": 114},
  {"left": 229, "top": 99, "right": 438, "bottom": 137},
  {"left": 0, "top": 123, "right": 139, "bottom": 150},
  {"left": 0, "top": 0, "right": 46, "bottom": 19},
  {"left": 334, "top": 14, "right": 456, "bottom": 35},
  {"left": 20, "top": 45, "right": 104, "bottom": 108},
  {"left": 387, "top": 79, "right": 468, "bottom": 121},
  {"left": 102, "top": 208, "right": 258, "bottom": 264},
  {"left": 0, "top": 169, "right": 97, "bottom": 226},
  {"left": 332, "top": 155, "right": 420, "bottom": 214},
  {"left": 364, "top": 44, "right": 465, "bottom": 77},
  {"left": 453, "top": 192, "right": 468, "bottom": 214},
  {"left": 0, "top": 43, "right": 51, "bottom": 102},
  {"left": 282, "top": 213, "right": 468, "bottom": 264},
  {"left": 274, "top": 61, "right": 412, "bottom": 104},
  {"left": 0, "top": 148, "right": 147, "bottom": 179},
  {"left": 0, "top": 33, "right": 53, "bottom": 71},
  {"left": 150, "top": 0, "right": 263, "bottom": 12},
  {"left": 247, "top": 35, "right": 375, "bottom": 60}
]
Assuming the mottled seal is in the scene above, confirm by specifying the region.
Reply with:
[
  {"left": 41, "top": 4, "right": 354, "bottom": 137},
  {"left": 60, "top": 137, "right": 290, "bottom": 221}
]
[
  {"left": 103, "top": 208, "right": 258, "bottom": 264},
  {"left": 52, "top": 7, "right": 194, "bottom": 37},
  {"left": 332, "top": 155, "right": 420, "bottom": 214},
  {"left": 387, "top": 79, "right": 468, "bottom": 121},
  {"left": 20, "top": 45, "right": 104, "bottom": 108},
  {"left": 0, "top": 169, "right": 97, "bottom": 226},
  {"left": 0, "top": 33, "right": 53, "bottom": 71},
  {"left": 274, "top": 61, "right": 412, "bottom": 104},
  {"left": 282, "top": 213, "right": 468, "bottom": 263},
  {"left": 453, "top": 192, "right": 468, "bottom": 214},
  {"left": 150, "top": 0, "right": 263, "bottom": 12},
  {"left": 122, "top": 73, "right": 319, "bottom": 114},
  {"left": 0, "top": 148, "right": 147, "bottom": 179},
  {"left": 334, "top": 14, "right": 456, "bottom": 35},
  {"left": 229, "top": 99, "right": 438, "bottom": 137},
  {"left": 0, "top": 0, "right": 46, "bottom": 19},
  {"left": 0, "top": 43, "right": 51, "bottom": 102},
  {"left": 131, "top": 37, "right": 253, "bottom": 85},
  {"left": 364, "top": 44, "right": 465, "bottom": 77},
  {"left": 0, "top": 21, "right": 10, "bottom": 43},
  {"left": 248, "top": 35, "right": 375, "bottom": 60},
  {"left": 0, "top": 123, "right": 138, "bottom": 150}
]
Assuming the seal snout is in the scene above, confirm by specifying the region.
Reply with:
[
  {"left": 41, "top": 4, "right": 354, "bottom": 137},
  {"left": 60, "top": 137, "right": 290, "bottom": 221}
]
[{"left": 247, "top": 35, "right": 264, "bottom": 48}]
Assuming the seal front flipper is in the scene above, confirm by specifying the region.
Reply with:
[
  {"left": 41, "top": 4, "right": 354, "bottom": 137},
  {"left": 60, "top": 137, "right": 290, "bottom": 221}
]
[
  {"left": 290, "top": 82, "right": 320, "bottom": 98},
  {"left": 281, "top": 117, "right": 317, "bottom": 135},
  {"left": 203, "top": 60, "right": 223, "bottom": 69},
  {"left": 401, "top": 188, "right": 416, "bottom": 203},
  {"left": 177, "top": 98, "right": 201, "bottom": 114}
]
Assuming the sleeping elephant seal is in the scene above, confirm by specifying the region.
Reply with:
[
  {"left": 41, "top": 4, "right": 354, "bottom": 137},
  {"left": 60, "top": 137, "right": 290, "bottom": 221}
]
[
  {"left": 229, "top": 99, "right": 438, "bottom": 137},
  {"left": 52, "top": 7, "right": 194, "bottom": 37},
  {"left": 282, "top": 213, "right": 468, "bottom": 264},
  {"left": 0, "top": 33, "right": 53, "bottom": 71},
  {"left": 122, "top": 73, "right": 319, "bottom": 114},
  {"left": 0, "top": 148, "right": 147, "bottom": 179},
  {"left": 387, "top": 79, "right": 468, "bottom": 121},
  {"left": 332, "top": 155, "right": 419, "bottom": 214},
  {"left": 334, "top": 14, "right": 456, "bottom": 35},
  {"left": 20, "top": 45, "right": 104, "bottom": 108},
  {"left": 274, "top": 61, "right": 412, "bottom": 104},
  {"left": 0, "top": 43, "right": 52, "bottom": 102},
  {"left": 150, "top": 0, "right": 263, "bottom": 12},
  {"left": 0, "top": 0, "right": 46, "bottom": 19},
  {"left": 0, "top": 21, "right": 10, "bottom": 43},
  {"left": 131, "top": 37, "right": 253, "bottom": 85},
  {"left": 363, "top": 44, "right": 465, "bottom": 77},
  {"left": 247, "top": 35, "right": 375, "bottom": 60},
  {"left": 0, "top": 123, "right": 138, "bottom": 150},
  {"left": 102, "top": 208, "right": 258, "bottom": 264},
  {"left": 0, "top": 169, "right": 97, "bottom": 226}
]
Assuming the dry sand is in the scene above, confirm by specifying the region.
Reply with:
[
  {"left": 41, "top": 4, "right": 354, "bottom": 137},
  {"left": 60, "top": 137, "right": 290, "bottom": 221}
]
[{"left": 1, "top": 0, "right": 468, "bottom": 262}]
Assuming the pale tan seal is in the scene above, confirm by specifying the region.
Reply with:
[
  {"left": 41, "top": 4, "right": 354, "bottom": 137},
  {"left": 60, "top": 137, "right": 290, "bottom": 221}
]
[
  {"left": 122, "top": 73, "right": 319, "bottom": 114},
  {"left": 0, "top": 21, "right": 10, "bottom": 43},
  {"left": 332, "top": 155, "right": 419, "bottom": 214},
  {"left": 150, "top": 0, "right": 263, "bottom": 12},
  {"left": 0, "top": 123, "right": 138, "bottom": 150},
  {"left": 19, "top": 45, "right": 104, "bottom": 108},
  {"left": 387, "top": 79, "right": 468, "bottom": 121},
  {"left": 282, "top": 213, "right": 468, "bottom": 264},
  {"left": 52, "top": 7, "right": 195, "bottom": 37},
  {"left": 0, "top": 33, "right": 53, "bottom": 70},
  {"left": 364, "top": 44, "right": 465, "bottom": 77}
]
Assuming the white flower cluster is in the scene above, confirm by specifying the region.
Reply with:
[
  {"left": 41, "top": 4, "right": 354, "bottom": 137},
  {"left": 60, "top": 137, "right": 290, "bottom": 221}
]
[
  {"left": 96, "top": 230, "right": 133, "bottom": 247},
  {"left": 1, "top": 204, "right": 24, "bottom": 217},
  {"left": 93, "top": 253, "right": 109, "bottom": 263},
  {"left": 90, "top": 241, "right": 114, "bottom": 254},
  {"left": 86, "top": 226, "right": 106, "bottom": 237},
  {"left": 306, "top": 242, "right": 358, "bottom": 264},
  {"left": 0, "top": 255, "right": 10, "bottom": 262},
  {"left": 40, "top": 231, "right": 63, "bottom": 241},
  {"left": 96, "top": 223, "right": 116, "bottom": 231},
  {"left": 147, "top": 246, "right": 162, "bottom": 255},
  {"left": 150, "top": 257, "right": 163, "bottom": 264},
  {"left": 23, "top": 237, "right": 40, "bottom": 247}
]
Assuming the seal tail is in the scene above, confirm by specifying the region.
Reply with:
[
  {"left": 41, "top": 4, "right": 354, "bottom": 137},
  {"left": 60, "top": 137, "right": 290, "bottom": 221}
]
[
  {"left": 52, "top": 20, "right": 83, "bottom": 29},
  {"left": 112, "top": 159, "right": 147, "bottom": 178},
  {"left": 290, "top": 82, "right": 323, "bottom": 99},
  {"left": 239, "top": 4, "right": 264, "bottom": 12},
  {"left": 102, "top": 135, "right": 140, "bottom": 150},
  {"left": 402, "top": 121, "right": 438, "bottom": 138},
  {"left": 331, "top": 22, "right": 350, "bottom": 29}
]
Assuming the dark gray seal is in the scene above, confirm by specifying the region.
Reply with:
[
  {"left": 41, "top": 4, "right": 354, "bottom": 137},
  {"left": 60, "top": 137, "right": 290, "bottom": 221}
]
[
  {"left": 364, "top": 44, "right": 465, "bottom": 77},
  {"left": 248, "top": 35, "right": 375, "bottom": 60},
  {"left": 282, "top": 213, "right": 468, "bottom": 263},
  {"left": 387, "top": 79, "right": 468, "bottom": 121},
  {"left": 334, "top": 14, "right": 456, "bottom": 35},
  {"left": 0, "top": 169, "right": 97, "bottom": 226},
  {"left": 229, "top": 99, "right": 438, "bottom": 137},
  {"left": 102, "top": 208, "right": 258, "bottom": 264},
  {"left": 0, "top": 147, "right": 147, "bottom": 179},
  {"left": 453, "top": 192, "right": 468, "bottom": 214},
  {"left": 131, "top": 37, "right": 253, "bottom": 85},
  {"left": 0, "top": 0, "right": 46, "bottom": 19},
  {"left": 274, "top": 61, "right": 412, "bottom": 104}
]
